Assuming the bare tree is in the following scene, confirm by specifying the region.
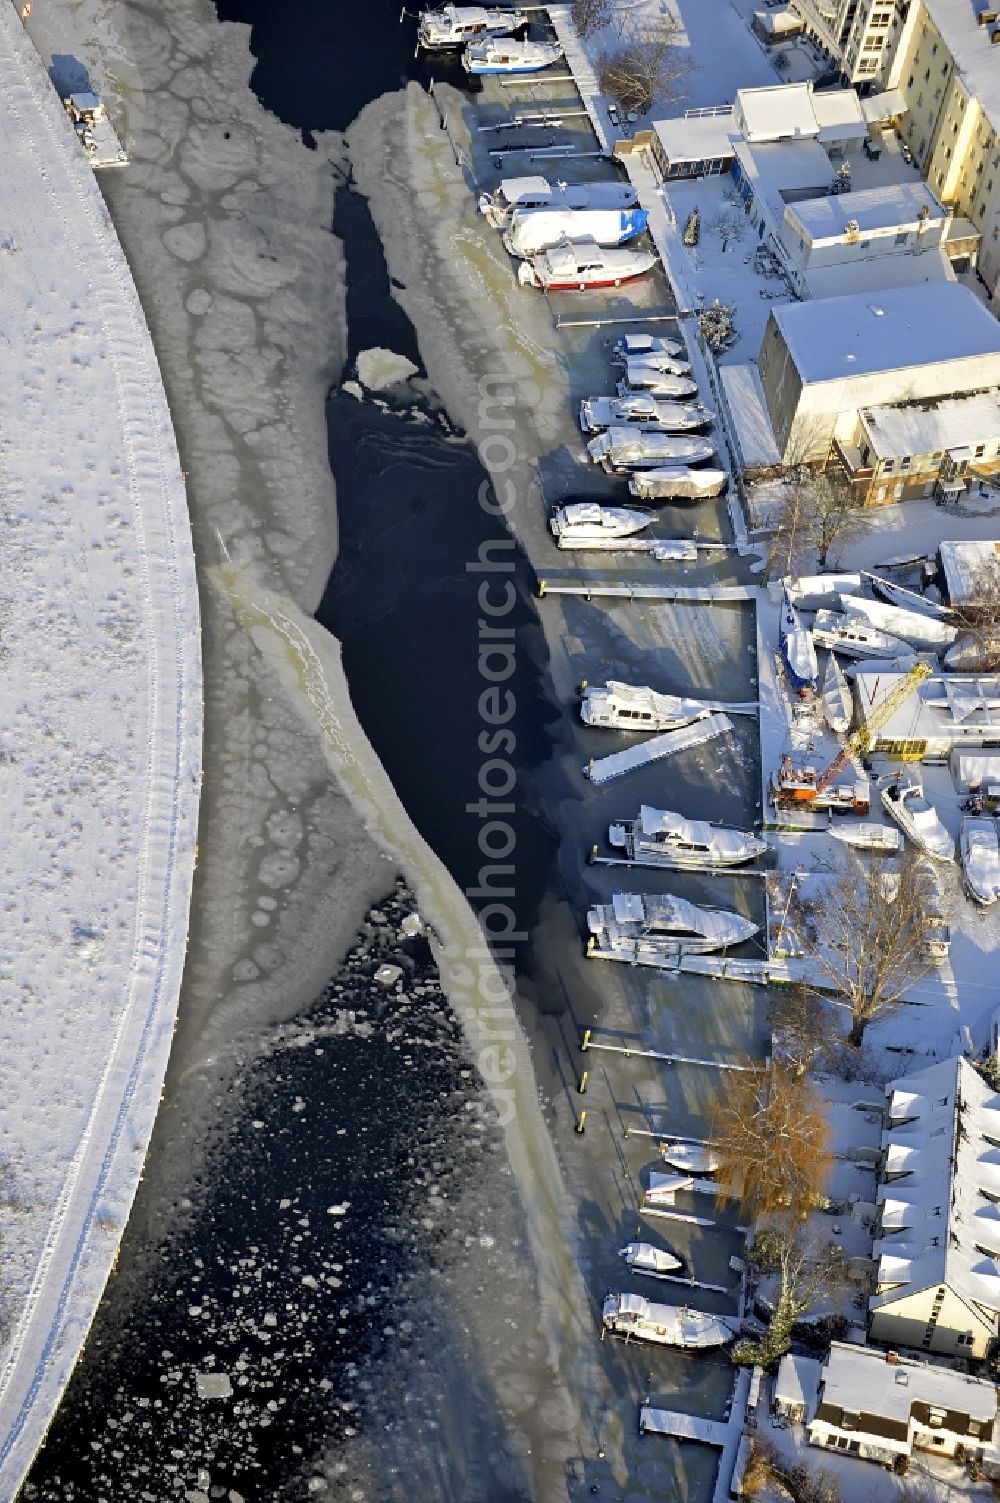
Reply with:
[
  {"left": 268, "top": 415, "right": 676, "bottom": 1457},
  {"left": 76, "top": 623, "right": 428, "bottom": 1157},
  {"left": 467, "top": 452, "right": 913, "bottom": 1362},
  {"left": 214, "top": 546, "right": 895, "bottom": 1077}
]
[
  {"left": 598, "top": 16, "right": 693, "bottom": 116},
  {"left": 748, "top": 1436, "right": 843, "bottom": 1503},
  {"left": 571, "top": 0, "right": 613, "bottom": 40},
  {"left": 709, "top": 209, "right": 745, "bottom": 252},
  {"left": 707, "top": 1062, "right": 832, "bottom": 1222},
  {"left": 801, "top": 849, "right": 938, "bottom": 1047},
  {"left": 767, "top": 466, "right": 870, "bottom": 577},
  {"left": 737, "top": 1220, "right": 849, "bottom": 1368},
  {"left": 769, "top": 985, "right": 829, "bottom": 1078},
  {"left": 947, "top": 558, "right": 1000, "bottom": 669}
]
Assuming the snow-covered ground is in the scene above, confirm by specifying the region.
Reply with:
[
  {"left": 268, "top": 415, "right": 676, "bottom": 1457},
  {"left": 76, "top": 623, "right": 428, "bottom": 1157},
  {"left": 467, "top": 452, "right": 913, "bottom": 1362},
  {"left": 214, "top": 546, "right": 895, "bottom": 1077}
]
[{"left": 0, "top": 4, "right": 200, "bottom": 1495}]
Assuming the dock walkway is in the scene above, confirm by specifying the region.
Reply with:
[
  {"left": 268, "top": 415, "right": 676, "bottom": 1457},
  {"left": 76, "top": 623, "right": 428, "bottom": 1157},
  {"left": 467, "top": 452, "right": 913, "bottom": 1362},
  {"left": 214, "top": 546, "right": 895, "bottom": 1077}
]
[{"left": 585, "top": 712, "right": 733, "bottom": 785}]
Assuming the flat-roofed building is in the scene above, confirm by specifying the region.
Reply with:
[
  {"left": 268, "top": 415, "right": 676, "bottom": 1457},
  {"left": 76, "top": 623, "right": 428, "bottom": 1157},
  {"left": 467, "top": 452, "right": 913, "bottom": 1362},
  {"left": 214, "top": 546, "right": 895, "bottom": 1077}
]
[
  {"left": 854, "top": 669, "right": 1000, "bottom": 758},
  {"left": 757, "top": 281, "right": 1000, "bottom": 462},
  {"left": 641, "top": 111, "right": 736, "bottom": 182},
  {"left": 836, "top": 388, "right": 1000, "bottom": 502}
]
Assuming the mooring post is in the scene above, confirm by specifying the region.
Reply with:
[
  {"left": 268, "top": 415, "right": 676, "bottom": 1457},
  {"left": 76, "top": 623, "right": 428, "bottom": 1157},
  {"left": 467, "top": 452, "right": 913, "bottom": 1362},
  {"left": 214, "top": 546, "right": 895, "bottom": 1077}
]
[
  {"left": 581, "top": 1028, "right": 591, "bottom": 1051},
  {"left": 575, "top": 1110, "right": 587, "bottom": 1134},
  {"left": 578, "top": 1070, "right": 588, "bottom": 1094}
]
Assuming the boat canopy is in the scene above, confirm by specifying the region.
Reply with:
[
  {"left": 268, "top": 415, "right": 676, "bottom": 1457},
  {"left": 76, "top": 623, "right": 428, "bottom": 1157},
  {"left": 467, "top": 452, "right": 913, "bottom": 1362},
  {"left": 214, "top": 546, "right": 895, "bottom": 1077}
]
[
  {"left": 610, "top": 891, "right": 755, "bottom": 944},
  {"left": 636, "top": 806, "right": 753, "bottom": 859}
]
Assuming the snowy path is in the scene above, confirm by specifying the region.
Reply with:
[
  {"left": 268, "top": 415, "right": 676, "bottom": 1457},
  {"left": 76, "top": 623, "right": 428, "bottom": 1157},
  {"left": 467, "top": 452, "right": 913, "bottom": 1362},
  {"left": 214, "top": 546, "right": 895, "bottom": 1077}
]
[{"left": 0, "top": 6, "right": 200, "bottom": 1495}]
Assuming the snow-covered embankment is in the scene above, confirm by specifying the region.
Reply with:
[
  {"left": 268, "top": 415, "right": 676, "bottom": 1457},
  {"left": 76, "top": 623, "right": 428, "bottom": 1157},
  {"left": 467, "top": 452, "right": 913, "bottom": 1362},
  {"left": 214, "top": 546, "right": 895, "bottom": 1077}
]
[{"left": 0, "top": 5, "right": 201, "bottom": 1493}]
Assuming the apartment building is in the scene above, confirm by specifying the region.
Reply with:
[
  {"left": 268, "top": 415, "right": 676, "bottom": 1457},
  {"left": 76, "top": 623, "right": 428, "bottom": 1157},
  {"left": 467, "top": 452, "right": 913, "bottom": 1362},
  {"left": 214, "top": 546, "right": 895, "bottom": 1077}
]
[
  {"left": 888, "top": 0, "right": 1000, "bottom": 300},
  {"left": 790, "top": 0, "right": 908, "bottom": 87}
]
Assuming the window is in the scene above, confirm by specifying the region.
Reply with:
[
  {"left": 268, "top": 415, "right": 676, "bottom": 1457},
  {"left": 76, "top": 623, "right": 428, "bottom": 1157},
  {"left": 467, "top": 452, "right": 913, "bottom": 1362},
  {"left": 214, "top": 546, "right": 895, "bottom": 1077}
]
[
  {"left": 841, "top": 1411, "right": 859, "bottom": 1431},
  {"left": 864, "top": 35, "right": 881, "bottom": 48},
  {"left": 895, "top": 231, "right": 909, "bottom": 244},
  {"left": 883, "top": 459, "right": 895, "bottom": 472},
  {"left": 976, "top": 445, "right": 986, "bottom": 457},
  {"left": 969, "top": 1419, "right": 982, "bottom": 1435}
]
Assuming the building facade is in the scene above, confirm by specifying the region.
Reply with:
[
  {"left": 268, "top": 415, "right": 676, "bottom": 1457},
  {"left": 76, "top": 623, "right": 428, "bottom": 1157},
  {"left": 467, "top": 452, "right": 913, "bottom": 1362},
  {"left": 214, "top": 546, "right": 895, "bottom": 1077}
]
[{"left": 834, "top": 389, "right": 1000, "bottom": 503}]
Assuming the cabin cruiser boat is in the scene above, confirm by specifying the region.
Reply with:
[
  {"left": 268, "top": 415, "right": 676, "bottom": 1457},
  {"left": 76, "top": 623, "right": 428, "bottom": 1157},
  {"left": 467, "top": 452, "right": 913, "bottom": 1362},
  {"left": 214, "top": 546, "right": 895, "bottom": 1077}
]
[
  {"left": 960, "top": 817, "right": 1000, "bottom": 905},
  {"left": 602, "top": 1293, "right": 735, "bottom": 1348},
  {"left": 617, "top": 372, "right": 699, "bottom": 401},
  {"left": 820, "top": 654, "right": 852, "bottom": 733},
  {"left": 862, "top": 571, "right": 954, "bottom": 621},
  {"left": 881, "top": 777, "right": 954, "bottom": 862},
  {"left": 608, "top": 806, "right": 766, "bottom": 868},
  {"left": 579, "top": 394, "right": 713, "bottom": 434},
  {"left": 478, "top": 174, "right": 638, "bottom": 228},
  {"left": 418, "top": 4, "right": 527, "bottom": 48},
  {"left": 620, "top": 353, "right": 692, "bottom": 383},
  {"left": 779, "top": 588, "right": 817, "bottom": 696},
  {"left": 628, "top": 467, "right": 727, "bottom": 501},
  {"left": 785, "top": 574, "right": 862, "bottom": 611},
  {"left": 611, "top": 332, "right": 684, "bottom": 364},
  {"left": 836, "top": 594, "right": 957, "bottom": 652},
  {"left": 581, "top": 681, "right": 714, "bottom": 732},
  {"left": 518, "top": 239, "right": 656, "bottom": 291},
  {"left": 828, "top": 823, "right": 902, "bottom": 853},
  {"left": 503, "top": 205, "right": 648, "bottom": 257},
  {"left": 645, "top": 1171, "right": 695, "bottom": 1203},
  {"left": 810, "top": 609, "right": 910, "bottom": 661},
  {"left": 587, "top": 428, "right": 715, "bottom": 473},
  {"left": 619, "top": 1242, "right": 683, "bottom": 1277},
  {"left": 586, "top": 892, "right": 759, "bottom": 960},
  {"left": 659, "top": 1142, "right": 720, "bottom": 1174},
  {"left": 463, "top": 36, "right": 562, "bottom": 72},
  {"left": 549, "top": 501, "right": 651, "bottom": 547}
]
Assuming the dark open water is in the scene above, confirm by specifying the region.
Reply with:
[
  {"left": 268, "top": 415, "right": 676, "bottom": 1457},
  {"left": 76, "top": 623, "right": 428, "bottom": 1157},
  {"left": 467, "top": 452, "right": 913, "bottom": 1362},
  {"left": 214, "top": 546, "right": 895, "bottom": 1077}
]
[{"left": 22, "top": 3, "right": 561, "bottom": 1497}]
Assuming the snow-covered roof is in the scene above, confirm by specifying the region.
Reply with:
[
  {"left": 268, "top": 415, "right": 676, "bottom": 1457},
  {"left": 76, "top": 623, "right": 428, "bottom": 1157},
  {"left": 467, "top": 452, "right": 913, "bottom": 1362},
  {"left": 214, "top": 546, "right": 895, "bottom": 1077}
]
[
  {"left": 810, "top": 88, "right": 867, "bottom": 143},
  {"left": 818, "top": 1340, "right": 998, "bottom": 1424},
  {"left": 719, "top": 363, "right": 782, "bottom": 469},
  {"left": 785, "top": 182, "right": 945, "bottom": 243},
  {"left": 735, "top": 82, "right": 819, "bottom": 142},
  {"left": 859, "top": 390, "right": 1000, "bottom": 461},
  {"left": 651, "top": 111, "right": 736, "bottom": 166},
  {"left": 940, "top": 540, "right": 1000, "bottom": 606},
  {"left": 856, "top": 670, "right": 1000, "bottom": 740},
  {"left": 874, "top": 1057, "right": 1000, "bottom": 1323},
  {"left": 862, "top": 88, "right": 907, "bottom": 125},
  {"left": 921, "top": 0, "right": 1000, "bottom": 139},
  {"left": 732, "top": 136, "right": 832, "bottom": 215},
  {"left": 775, "top": 1352, "right": 821, "bottom": 1411},
  {"left": 803, "top": 245, "right": 954, "bottom": 300},
  {"left": 770, "top": 283, "right": 1000, "bottom": 384}
]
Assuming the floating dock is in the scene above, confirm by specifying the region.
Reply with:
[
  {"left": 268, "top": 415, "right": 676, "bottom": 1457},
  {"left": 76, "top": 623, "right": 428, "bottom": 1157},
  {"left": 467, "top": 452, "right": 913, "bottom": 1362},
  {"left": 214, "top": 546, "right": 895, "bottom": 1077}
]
[
  {"left": 639, "top": 1408, "right": 729, "bottom": 1446},
  {"left": 584, "top": 712, "right": 733, "bottom": 785},
  {"left": 540, "top": 580, "right": 755, "bottom": 602}
]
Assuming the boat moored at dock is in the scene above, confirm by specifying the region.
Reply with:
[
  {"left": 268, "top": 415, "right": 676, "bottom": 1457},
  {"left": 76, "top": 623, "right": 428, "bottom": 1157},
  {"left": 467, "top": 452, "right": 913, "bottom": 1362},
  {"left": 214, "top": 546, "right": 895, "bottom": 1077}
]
[
  {"left": 503, "top": 205, "right": 649, "bottom": 258},
  {"left": 463, "top": 36, "right": 563, "bottom": 73},
  {"left": 611, "top": 332, "right": 684, "bottom": 364},
  {"left": 517, "top": 239, "right": 657, "bottom": 291},
  {"left": 619, "top": 1242, "right": 683, "bottom": 1277},
  {"left": 620, "top": 353, "right": 692, "bottom": 383},
  {"left": 579, "top": 394, "right": 713, "bottom": 435},
  {"left": 418, "top": 4, "right": 527, "bottom": 49},
  {"left": 478, "top": 175, "right": 639, "bottom": 228},
  {"left": 586, "top": 891, "right": 759, "bottom": 960},
  {"left": 607, "top": 806, "right": 766, "bottom": 868},
  {"left": 586, "top": 428, "right": 715, "bottom": 473},
  {"left": 581, "top": 681, "right": 717, "bottom": 732},
  {"left": 549, "top": 501, "right": 651, "bottom": 547},
  {"left": 659, "top": 1142, "right": 720, "bottom": 1174},
  {"left": 628, "top": 467, "right": 727, "bottom": 501},
  {"left": 602, "top": 1292, "right": 735, "bottom": 1348}
]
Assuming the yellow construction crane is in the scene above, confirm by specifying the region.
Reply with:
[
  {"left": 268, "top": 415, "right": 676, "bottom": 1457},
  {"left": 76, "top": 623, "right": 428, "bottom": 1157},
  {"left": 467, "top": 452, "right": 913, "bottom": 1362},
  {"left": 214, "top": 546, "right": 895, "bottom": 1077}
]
[{"left": 774, "top": 660, "right": 932, "bottom": 809}]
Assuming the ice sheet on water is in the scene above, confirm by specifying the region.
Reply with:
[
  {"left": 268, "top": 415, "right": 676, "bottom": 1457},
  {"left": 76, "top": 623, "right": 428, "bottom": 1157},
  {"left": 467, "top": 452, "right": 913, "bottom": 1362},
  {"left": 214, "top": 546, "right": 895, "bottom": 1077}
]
[{"left": 355, "top": 346, "right": 419, "bottom": 391}]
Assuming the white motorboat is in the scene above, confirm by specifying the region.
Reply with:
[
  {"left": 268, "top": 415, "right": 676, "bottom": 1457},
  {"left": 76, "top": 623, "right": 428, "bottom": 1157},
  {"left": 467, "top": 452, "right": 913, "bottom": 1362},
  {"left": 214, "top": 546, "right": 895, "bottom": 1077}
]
[
  {"left": 518, "top": 239, "right": 656, "bottom": 291},
  {"left": 602, "top": 1293, "right": 735, "bottom": 1349},
  {"left": 881, "top": 778, "right": 954, "bottom": 863},
  {"left": 587, "top": 428, "right": 715, "bottom": 473},
  {"left": 811, "top": 609, "right": 911, "bottom": 661},
  {"left": 960, "top": 817, "right": 1000, "bottom": 905},
  {"left": 608, "top": 806, "right": 766, "bottom": 868},
  {"left": 503, "top": 205, "right": 649, "bottom": 257},
  {"left": 628, "top": 467, "right": 727, "bottom": 502},
  {"left": 617, "top": 375, "right": 699, "bottom": 403},
  {"left": 418, "top": 4, "right": 527, "bottom": 49},
  {"left": 779, "top": 588, "right": 817, "bottom": 696},
  {"left": 549, "top": 501, "right": 651, "bottom": 547},
  {"left": 581, "top": 681, "right": 714, "bottom": 732},
  {"left": 862, "top": 571, "right": 954, "bottom": 622},
  {"left": 586, "top": 892, "right": 759, "bottom": 960},
  {"left": 463, "top": 36, "right": 562, "bottom": 72},
  {"left": 478, "top": 174, "right": 638, "bottom": 228},
  {"left": 785, "top": 573, "right": 862, "bottom": 611},
  {"left": 621, "top": 353, "right": 692, "bottom": 383},
  {"left": 611, "top": 332, "right": 684, "bottom": 364},
  {"left": 829, "top": 823, "right": 902, "bottom": 853},
  {"left": 619, "top": 1242, "right": 683, "bottom": 1277},
  {"left": 820, "top": 653, "right": 852, "bottom": 734},
  {"left": 579, "top": 394, "right": 713, "bottom": 435},
  {"left": 659, "top": 1142, "right": 720, "bottom": 1174},
  {"left": 837, "top": 594, "right": 957, "bottom": 651}
]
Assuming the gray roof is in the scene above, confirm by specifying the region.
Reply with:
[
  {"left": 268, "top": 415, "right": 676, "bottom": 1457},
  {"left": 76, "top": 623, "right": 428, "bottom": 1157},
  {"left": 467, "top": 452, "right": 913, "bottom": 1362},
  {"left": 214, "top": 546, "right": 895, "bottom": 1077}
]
[{"left": 771, "top": 283, "right": 1000, "bottom": 384}]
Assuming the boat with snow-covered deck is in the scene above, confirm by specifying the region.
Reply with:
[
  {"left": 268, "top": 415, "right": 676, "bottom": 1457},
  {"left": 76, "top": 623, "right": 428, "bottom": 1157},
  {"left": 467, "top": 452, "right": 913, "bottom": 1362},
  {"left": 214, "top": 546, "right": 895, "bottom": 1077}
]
[
  {"left": 462, "top": 36, "right": 562, "bottom": 72},
  {"left": 837, "top": 594, "right": 957, "bottom": 651},
  {"left": 828, "top": 823, "right": 902, "bottom": 853},
  {"left": 418, "top": 4, "right": 527, "bottom": 49},
  {"left": 503, "top": 205, "right": 648, "bottom": 258},
  {"left": 602, "top": 1292, "right": 735, "bottom": 1348},
  {"left": 549, "top": 501, "right": 651, "bottom": 547},
  {"left": 659, "top": 1143, "right": 720, "bottom": 1174},
  {"left": 586, "top": 429, "right": 714, "bottom": 473},
  {"left": 517, "top": 239, "right": 656, "bottom": 291},
  {"left": 820, "top": 654, "right": 852, "bottom": 733},
  {"left": 960, "top": 817, "right": 1000, "bottom": 905},
  {"left": 779, "top": 588, "right": 817, "bottom": 696},
  {"left": 579, "top": 394, "right": 713, "bottom": 435},
  {"left": 586, "top": 892, "right": 759, "bottom": 960},
  {"left": 607, "top": 806, "right": 766, "bottom": 869},
  {"left": 881, "top": 777, "right": 954, "bottom": 863},
  {"left": 581, "top": 681, "right": 715, "bottom": 732},
  {"left": 619, "top": 1242, "right": 683, "bottom": 1278},
  {"left": 862, "top": 571, "right": 954, "bottom": 621},
  {"left": 478, "top": 175, "right": 638, "bottom": 228},
  {"left": 810, "top": 609, "right": 910, "bottom": 661},
  {"left": 620, "top": 353, "right": 692, "bottom": 383},
  {"left": 610, "top": 332, "right": 684, "bottom": 364},
  {"left": 627, "top": 467, "right": 727, "bottom": 502}
]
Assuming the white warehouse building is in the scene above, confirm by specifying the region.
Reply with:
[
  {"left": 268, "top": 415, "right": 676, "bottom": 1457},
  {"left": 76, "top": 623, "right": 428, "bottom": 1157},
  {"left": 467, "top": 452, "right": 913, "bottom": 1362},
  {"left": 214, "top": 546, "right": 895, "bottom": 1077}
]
[{"left": 757, "top": 281, "right": 1000, "bottom": 464}]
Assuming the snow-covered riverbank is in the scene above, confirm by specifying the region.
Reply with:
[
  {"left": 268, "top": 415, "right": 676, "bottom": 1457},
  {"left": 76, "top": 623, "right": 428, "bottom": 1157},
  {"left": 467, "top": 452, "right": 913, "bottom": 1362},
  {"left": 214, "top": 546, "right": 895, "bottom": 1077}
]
[{"left": 0, "top": 5, "right": 200, "bottom": 1493}]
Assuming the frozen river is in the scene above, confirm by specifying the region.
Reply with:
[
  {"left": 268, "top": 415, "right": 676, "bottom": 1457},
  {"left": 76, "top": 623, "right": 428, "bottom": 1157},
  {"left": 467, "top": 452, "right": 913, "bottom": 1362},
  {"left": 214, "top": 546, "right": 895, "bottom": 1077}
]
[{"left": 20, "top": 1, "right": 766, "bottom": 1499}]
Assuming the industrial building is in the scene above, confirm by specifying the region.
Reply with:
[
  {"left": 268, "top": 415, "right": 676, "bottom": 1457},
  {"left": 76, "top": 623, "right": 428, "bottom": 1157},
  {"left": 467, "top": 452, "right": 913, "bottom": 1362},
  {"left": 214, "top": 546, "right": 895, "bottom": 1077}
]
[{"left": 854, "top": 669, "right": 1000, "bottom": 759}]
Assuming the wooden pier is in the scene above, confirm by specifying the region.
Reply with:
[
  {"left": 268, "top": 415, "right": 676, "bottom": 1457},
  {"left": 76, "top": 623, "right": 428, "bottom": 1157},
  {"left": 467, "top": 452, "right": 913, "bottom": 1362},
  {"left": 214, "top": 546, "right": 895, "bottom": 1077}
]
[{"left": 539, "top": 580, "right": 755, "bottom": 602}]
